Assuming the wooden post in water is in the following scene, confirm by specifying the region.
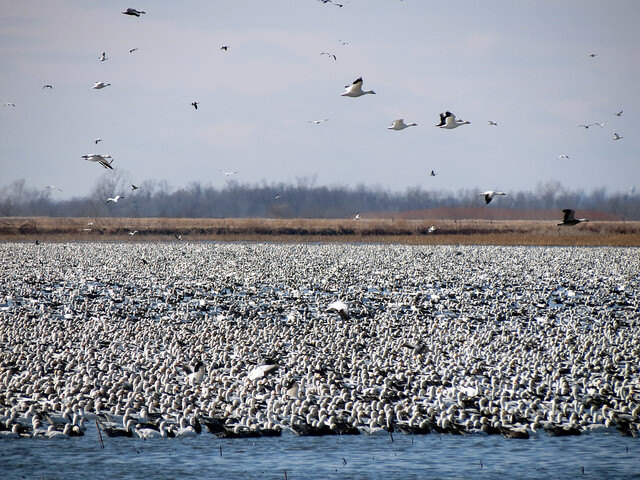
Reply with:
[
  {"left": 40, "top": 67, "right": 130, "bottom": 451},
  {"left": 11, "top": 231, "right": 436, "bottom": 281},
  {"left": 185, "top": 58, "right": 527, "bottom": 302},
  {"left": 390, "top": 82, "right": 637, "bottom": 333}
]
[{"left": 95, "top": 419, "right": 105, "bottom": 449}]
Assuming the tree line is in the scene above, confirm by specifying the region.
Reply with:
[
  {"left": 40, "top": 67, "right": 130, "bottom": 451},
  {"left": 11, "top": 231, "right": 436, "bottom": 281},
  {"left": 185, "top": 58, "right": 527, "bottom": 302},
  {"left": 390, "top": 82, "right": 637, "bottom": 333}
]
[{"left": 1, "top": 176, "right": 639, "bottom": 220}]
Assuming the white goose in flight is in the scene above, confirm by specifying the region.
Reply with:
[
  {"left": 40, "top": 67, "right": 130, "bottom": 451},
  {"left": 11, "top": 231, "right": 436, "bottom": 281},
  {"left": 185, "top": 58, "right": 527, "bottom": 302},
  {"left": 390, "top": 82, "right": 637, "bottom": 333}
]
[
  {"left": 92, "top": 82, "right": 111, "bottom": 89},
  {"left": 436, "top": 111, "right": 470, "bottom": 129},
  {"left": 614, "top": 133, "right": 623, "bottom": 140},
  {"left": 478, "top": 191, "right": 505, "bottom": 204},
  {"left": 82, "top": 154, "right": 113, "bottom": 169},
  {"left": 341, "top": 77, "right": 376, "bottom": 97},
  {"left": 106, "top": 195, "right": 124, "bottom": 203},
  {"left": 388, "top": 119, "right": 417, "bottom": 130}
]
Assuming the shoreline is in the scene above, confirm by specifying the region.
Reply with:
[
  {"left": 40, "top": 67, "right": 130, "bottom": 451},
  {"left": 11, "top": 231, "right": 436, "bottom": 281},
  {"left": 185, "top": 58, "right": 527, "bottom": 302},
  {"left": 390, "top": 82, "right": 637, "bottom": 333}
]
[{"left": 1, "top": 217, "right": 640, "bottom": 246}]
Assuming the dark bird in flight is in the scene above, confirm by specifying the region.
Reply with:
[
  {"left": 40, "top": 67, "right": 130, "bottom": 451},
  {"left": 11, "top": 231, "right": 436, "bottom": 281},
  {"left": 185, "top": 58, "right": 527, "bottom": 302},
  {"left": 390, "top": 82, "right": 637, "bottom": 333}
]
[
  {"left": 122, "top": 8, "right": 145, "bottom": 17},
  {"left": 557, "top": 209, "right": 588, "bottom": 226}
]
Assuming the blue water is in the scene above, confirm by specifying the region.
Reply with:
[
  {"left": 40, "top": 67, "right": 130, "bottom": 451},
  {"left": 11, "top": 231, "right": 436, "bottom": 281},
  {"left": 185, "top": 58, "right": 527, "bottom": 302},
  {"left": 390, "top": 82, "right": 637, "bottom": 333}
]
[{"left": 2, "top": 427, "right": 639, "bottom": 479}]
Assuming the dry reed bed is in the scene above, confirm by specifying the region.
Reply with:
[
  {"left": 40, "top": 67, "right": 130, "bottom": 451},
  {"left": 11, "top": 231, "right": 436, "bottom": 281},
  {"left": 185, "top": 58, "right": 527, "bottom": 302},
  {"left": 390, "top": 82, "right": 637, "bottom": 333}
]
[{"left": 1, "top": 217, "right": 640, "bottom": 246}]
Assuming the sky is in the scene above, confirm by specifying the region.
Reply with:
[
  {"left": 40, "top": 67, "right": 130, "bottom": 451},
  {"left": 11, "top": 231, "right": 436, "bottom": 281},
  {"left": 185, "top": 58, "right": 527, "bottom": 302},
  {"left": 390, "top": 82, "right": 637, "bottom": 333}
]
[{"left": 1, "top": 0, "right": 639, "bottom": 202}]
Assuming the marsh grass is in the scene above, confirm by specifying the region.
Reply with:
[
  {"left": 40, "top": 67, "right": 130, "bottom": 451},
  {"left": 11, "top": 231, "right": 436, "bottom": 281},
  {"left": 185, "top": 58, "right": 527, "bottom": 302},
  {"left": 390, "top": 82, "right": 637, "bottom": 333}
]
[{"left": 1, "top": 217, "right": 639, "bottom": 246}]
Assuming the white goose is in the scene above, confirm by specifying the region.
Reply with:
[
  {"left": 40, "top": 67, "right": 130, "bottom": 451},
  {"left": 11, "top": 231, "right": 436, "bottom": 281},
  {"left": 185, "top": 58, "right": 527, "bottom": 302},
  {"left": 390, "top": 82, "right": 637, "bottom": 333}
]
[
  {"left": 92, "top": 82, "right": 111, "bottom": 89},
  {"left": 82, "top": 154, "right": 113, "bottom": 169},
  {"left": 326, "top": 300, "right": 349, "bottom": 320},
  {"left": 614, "top": 133, "right": 623, "bottom": 140},
  {"left": 478, "top": 191, "right": 506, "bottom": 204},
  {"left": 436, "top": 111, "right": 470, "bottom": 129},
  {"left": 106, "top": 195, "right": 124, "bottom": 203},
  {"left": 341, "top": 77, "right": 375, "bottom": 97},
  {"left": 388, "top": 119, "right": 417, "bottom": 130}
]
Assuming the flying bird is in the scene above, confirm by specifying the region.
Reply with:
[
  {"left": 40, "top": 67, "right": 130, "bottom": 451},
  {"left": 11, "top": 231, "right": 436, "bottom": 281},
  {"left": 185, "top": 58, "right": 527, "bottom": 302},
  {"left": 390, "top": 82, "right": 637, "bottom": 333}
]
[
  {"left": 478, "top": 191, "right": 506, "bottom": 204},
  {"left": 106, "top": 195, "right": 124, "bottom": 203},
  {"left": 488, "top": 120, "right": 498, "bottom": 126},
  {"left": 191, "top": 101, "right": 199, "bottom": 110},
  {"left": 341, "top": 77, "right": 376, "bottom": 97},
  {"left": 220, "top": 46, "right": 229, "bottom": 51},
  {"left": 579, "top": 124, "right": 593, "bottom": 129},
  {"left": 326, "top": 300, "right": 349, "bottom": 320},
  {"left": 182, "top": 362, "right": 206, "bottom": 385},
  {"left": 128, "top": 230, "right": 138, "bottom": 236},
  {"left": 589, "top": 53, "right": 597, "bottom": 58},
  {"left": 99, "top": 52, "right": 107, "bottom": 61},
  {"left": 557, "top": 209, "right": 588, "bottom": 226},
  {"left": 42, "top": 84, "right": 53, "bottom": 89},
  {"left": 122, "top": 8, "right": 145, "bottom": 16},
  {"left": 131, "top": 184, "right": 139, "bottom": 190},
  {"left": 593, "top": 122, "right": 605, "bottom": 127},
  {"left": 3, "top": 103, "right": 15, "bottom": 107},
  {"left": 44, "top": 186, "right": 63, "bottom": 191},
  {"left": 94, "top": 138, "right": 102, "bottom": 144},
  {"left": 92, "top": 82, "right": 111, "bottom": 89},
  {"left": 615, "top": 110, "right": 623, "bottom": 117},
  {"left": 129, "top": 48, "right": 138, "bottom": 53},
  {"left": 321, "top": 52, "right": 337, "bottom": 60},
  {"left": 218, "top": 170, "right": 238, "bottom": 176},
  {"left": 353, "top": 213, "right": 361, "bottom": 220},
  {"left": 558, "top": 154, "right": 570, "bottom": 159},
  {"left": 82, "top": 154, "right": 113, "bottom": 169},
  {"left": 174, "top": 234, "right": 182, "bottom": 241},
  {"left": 430, "top": 170, "right": 437, "bottom": 177},
  {"left": 247, "top": 361, "right": 278, "bottom": 381},
  {"left": 436, "top": 111, "right": 470, "bottom": 129},
  {"left": 614, "top": 133, "right": 623, "bottom": 140},
  {"left": 309, "top": 118, "right": 329, "bottom": 124},
  {"left": 388, "top": 119, "right": 417, "bottom": 130}
]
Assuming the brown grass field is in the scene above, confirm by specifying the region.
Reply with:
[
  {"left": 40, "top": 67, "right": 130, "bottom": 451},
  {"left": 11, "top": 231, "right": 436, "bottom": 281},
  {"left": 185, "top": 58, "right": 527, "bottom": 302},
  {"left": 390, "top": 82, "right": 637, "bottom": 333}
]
[{"left": 1, "top": 217, "right": 640, "bottom": 246}]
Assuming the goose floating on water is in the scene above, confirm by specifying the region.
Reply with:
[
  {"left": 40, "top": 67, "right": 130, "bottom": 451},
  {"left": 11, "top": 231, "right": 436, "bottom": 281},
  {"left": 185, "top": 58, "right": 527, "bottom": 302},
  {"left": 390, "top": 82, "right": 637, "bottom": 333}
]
[
  {"left": 478, "top": 191, "right": 506, "bottom": 204},
  {"left": 341, "top": 77, "right": 375, "bottom": 97},
  {"left": 388, "top": 119, "right": 417, "bottom": 130},
  {"left": 436, "top": 111, "right": 470, "bottom": 129},
  {"left": 557, "top": 209, "right": 588, "bottom": 226}
]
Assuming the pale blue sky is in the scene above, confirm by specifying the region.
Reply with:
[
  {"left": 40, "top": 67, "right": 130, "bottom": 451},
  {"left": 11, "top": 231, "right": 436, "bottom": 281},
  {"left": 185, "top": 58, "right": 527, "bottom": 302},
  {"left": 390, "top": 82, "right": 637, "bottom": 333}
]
[{"left": 1, "top": 0, "right": 638, "bottom": 201}]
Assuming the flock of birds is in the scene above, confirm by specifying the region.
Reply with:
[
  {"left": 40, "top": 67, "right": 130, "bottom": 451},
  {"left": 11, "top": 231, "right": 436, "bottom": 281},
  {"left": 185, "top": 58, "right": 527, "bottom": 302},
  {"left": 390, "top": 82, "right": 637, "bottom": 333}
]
[
  {"left": 0, "top": 243, "right": 638, "bottom": 442},
  {"left": 2, "top": 4, "right": 628, "bottom": 225},
  {"left": 4, "top": 0, "right": 624, "bottom": 225}
]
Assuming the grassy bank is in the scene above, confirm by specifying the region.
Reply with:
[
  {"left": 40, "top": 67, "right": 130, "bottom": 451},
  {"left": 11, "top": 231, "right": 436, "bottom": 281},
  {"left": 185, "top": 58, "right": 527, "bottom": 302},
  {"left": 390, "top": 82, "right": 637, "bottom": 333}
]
[{"left": 2, "top": 217, "right": 640, "bottom": 246}]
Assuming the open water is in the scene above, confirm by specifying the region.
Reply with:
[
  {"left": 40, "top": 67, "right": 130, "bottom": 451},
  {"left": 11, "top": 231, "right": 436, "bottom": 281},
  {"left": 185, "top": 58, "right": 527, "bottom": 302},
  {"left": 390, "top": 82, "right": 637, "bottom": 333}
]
[{"left": 2, "top": 425, "right": 639, "bottom": 479}]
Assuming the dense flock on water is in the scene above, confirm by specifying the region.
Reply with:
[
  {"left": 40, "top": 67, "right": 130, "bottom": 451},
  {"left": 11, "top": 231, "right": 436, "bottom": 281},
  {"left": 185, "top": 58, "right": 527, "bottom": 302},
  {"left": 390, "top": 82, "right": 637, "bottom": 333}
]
[{"left": 0, "top": 243, "right": 639, "bottom": 441}]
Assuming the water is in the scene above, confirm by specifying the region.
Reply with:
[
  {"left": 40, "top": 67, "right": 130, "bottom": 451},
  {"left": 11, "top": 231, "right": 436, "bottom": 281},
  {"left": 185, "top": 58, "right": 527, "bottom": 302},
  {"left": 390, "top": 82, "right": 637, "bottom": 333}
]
[{"left": 2, "top": 426, "right": 639, "bottom": 479}]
